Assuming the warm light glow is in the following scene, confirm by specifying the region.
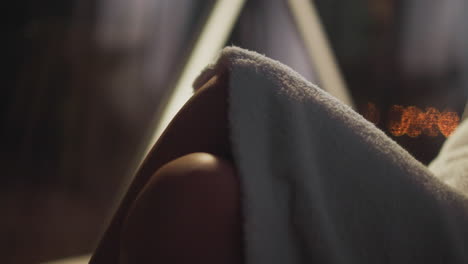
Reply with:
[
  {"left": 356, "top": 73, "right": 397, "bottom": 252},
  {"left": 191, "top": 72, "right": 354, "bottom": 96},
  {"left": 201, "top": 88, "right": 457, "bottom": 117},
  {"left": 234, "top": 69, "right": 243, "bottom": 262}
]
[
  {"left": 386, "top": 105, "right": 459, "bottom": 138},
  {"left": 422, "top": 107, "right": 440, "bottom": 137},
  {"left": 405, "top": 106, "right": 423, "bottom": 138},
  {"left": 438, "top": 111, "right": 460, "bottom": 137},
  {"left": 388, "top": 105, "right": 410, "bottom": 136}
]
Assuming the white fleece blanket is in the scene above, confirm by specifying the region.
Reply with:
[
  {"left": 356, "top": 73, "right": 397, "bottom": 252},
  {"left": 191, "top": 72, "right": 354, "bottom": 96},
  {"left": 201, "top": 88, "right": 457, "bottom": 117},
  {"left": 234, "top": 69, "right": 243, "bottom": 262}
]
[
  {"left": 429, "top": 118, "right": 468, "bottom": 197},
  {"left": 195, "top": 47, "right": 468, "bottom": 264}
]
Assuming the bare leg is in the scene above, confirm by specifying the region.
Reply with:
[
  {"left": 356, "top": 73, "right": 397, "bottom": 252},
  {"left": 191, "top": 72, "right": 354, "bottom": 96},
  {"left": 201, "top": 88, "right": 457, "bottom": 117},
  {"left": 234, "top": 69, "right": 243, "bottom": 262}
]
[
  {"left": 120, "top": 152, "right": 243, "bottom": 264},
  {"left": 90, "top": 70, "right": 240, "bottom": 263}
]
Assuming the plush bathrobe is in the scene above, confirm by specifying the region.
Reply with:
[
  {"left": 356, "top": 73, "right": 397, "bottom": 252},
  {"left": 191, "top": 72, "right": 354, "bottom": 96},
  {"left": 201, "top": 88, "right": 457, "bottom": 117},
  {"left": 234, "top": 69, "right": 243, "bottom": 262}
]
[{"left": 195, "top": 47, "right": 468, "bottom": 263}]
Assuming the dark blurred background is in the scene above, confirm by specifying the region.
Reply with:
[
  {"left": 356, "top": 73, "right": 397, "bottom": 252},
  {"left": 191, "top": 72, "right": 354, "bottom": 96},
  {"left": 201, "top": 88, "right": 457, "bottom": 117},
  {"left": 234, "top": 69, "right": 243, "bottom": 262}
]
[{"left": 2, "top": 0, "right": 467, "bottom": 263}]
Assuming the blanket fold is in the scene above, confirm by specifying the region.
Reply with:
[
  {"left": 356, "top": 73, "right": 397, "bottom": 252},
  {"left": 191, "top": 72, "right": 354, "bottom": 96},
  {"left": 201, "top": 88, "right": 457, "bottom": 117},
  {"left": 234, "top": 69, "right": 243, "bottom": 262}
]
[{"left": 197, "top": 47, "right": 468, "bottom": 263}]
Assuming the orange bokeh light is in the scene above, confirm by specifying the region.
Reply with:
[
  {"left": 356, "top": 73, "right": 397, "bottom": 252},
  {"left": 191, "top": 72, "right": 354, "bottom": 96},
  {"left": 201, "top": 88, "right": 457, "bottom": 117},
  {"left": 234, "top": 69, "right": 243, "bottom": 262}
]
[
  {"left": 387, "top": 105, "right": 459, "bottom": 138},
  {"left": 388, "top": 105, "right": 410, "bottom": 136},
  {"left": 422, "top": 107, "right": 440, "bottom": 137},
  {"left": 438, "top": 111, "right": 460, "bottom": 137}
]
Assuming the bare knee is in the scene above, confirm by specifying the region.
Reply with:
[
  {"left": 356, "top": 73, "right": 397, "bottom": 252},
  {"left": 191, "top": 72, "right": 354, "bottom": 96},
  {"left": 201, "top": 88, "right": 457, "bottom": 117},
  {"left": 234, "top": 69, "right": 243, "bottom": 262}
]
[
  {"left": 152, "top": 152, "right": 237, "bottom": 185},
  {"left": 120, "top": 152, "right": 243, "bottom": 264}
]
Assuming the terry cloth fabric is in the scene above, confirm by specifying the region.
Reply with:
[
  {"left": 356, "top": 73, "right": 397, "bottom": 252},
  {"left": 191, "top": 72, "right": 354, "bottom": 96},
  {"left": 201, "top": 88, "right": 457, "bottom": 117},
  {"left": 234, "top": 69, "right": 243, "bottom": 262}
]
[
  {"left": 194, "top": 47, "right": 468, "bottom": 264},
  {"left": 429, "top": 119, "right": 468, "bottom": 196}
]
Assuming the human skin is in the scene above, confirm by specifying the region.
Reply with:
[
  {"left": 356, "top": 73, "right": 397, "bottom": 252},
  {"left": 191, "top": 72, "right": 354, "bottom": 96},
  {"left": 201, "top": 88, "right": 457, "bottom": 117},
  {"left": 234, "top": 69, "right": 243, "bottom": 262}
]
[
  {"left": 120, "top": 152, "right": 243, "bottom": 264},
  {"left": 90, "top": 71, "right": 244, "bottom": 263}
]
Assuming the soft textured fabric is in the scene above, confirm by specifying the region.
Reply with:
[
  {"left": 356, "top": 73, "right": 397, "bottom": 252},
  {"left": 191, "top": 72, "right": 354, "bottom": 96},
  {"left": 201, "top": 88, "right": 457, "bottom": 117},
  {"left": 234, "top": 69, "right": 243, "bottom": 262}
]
[
  {"left": 195, "top": 47, "right": 468, "bottom": 264},
  {"left": 429, "top": 119, "right": 468, "bottom": 196}
]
